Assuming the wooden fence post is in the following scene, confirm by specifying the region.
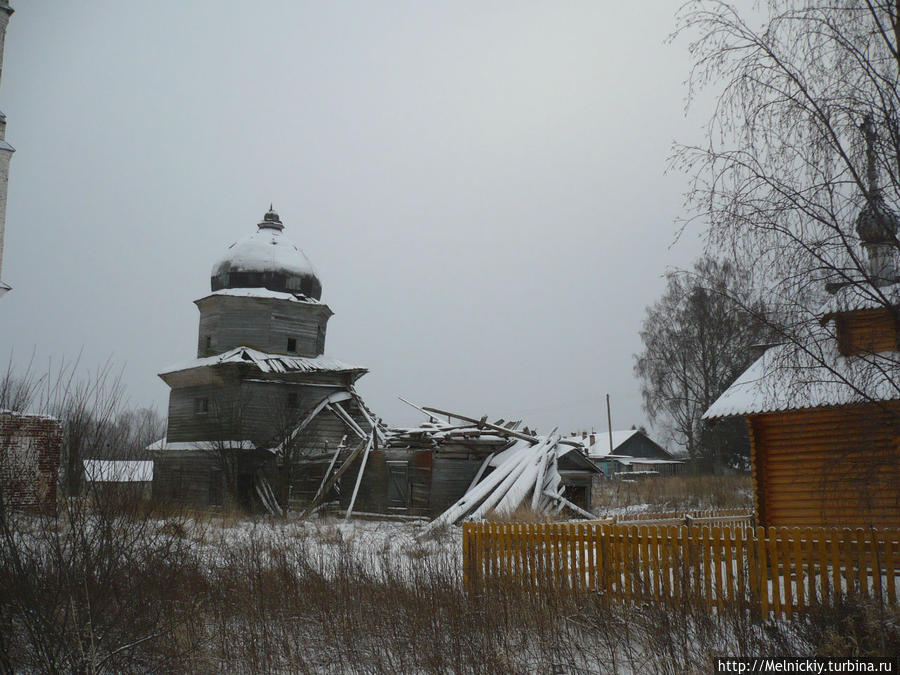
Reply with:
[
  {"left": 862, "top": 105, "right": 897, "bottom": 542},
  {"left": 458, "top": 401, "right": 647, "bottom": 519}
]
[{"left": 754, "top": 526, "right": 769, "bottom": 618}]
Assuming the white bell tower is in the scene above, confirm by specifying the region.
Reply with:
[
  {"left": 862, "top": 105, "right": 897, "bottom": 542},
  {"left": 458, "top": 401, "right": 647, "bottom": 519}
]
[{"left": 0, "top": 2, "right": 14, "bottom": 298}]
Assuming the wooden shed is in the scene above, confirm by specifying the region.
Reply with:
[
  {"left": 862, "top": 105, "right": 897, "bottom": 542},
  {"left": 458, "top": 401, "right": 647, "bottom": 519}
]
[
  {"left": 704, "top": 282, "right": 900, "bottom": 528},
  {"left": 83, "top": 459, "right": 153, "bottom": 502}
]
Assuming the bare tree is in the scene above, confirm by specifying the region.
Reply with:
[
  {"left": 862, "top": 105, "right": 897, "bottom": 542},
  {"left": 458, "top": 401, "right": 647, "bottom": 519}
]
[
  {"left": 106, "top": 408, "right": 165, "bottom": 460},
  {"left": 0, "top": 358, "right": 43, "bottom": 413},
  {"left": 634, "top": 256, "right": 773, "bottom": 466},
  {"left": 672, "top": 1, "right": 900, "bottom": 397},
  {"left": 0, "top": 358, "right": 202, "bottom": 672}
]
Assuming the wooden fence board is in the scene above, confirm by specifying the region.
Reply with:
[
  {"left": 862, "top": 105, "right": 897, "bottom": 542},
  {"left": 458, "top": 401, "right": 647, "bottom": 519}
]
[{"left": 884, "top": 542, "right": 897, "bottom": 605}]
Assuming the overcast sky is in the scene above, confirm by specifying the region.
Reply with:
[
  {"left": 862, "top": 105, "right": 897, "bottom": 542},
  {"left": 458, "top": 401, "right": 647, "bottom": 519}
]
[{"left": 0, "top": 1, "right": 710, "bottom": 442}]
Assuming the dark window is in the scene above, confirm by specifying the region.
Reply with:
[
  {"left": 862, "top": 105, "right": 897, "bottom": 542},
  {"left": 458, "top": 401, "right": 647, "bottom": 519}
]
[
  {"left": 205, "top": 335, "right": 211, "bottom": 351},
  {"left": 287, "top": 392, "right": 298, "bottom": 409},
  {"left": 194, "top": 397, "right": 209, "bottom": 415},
  {"left": 287, "top": 337, "right": 297, "bottom": 352}
]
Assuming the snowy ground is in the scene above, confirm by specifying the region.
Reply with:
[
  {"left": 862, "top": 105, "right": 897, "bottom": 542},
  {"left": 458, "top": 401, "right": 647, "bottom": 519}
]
[{"left": 182, "top": 513, "right": 463, "bottom": 578}]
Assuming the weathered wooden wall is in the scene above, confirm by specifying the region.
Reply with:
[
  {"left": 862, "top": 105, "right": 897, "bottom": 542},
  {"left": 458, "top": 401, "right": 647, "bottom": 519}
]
[
  {"left": 430, "top": 455, "right": 485, "bottom": 514},
  {"left": 749, "top": 403, "right": 900, "bottom": 528},
  {"left": 166, "top": 368, "right": 351, "bottom": 446},
  {"left": 195, "top": 295, "right": 331, "bottom": 358},
  {"left": 152, "top": 452, "right": 221, "bottom": 507}
]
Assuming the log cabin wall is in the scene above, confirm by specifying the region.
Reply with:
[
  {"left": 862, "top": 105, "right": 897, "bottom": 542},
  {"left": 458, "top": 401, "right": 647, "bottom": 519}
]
[
  {"left": 166, "top": 380, "right": 245, "bottom": 442},
  {"left": 834, "top": 308, "right": 900, "bottom": 355},
  {"left": 196, "top": 295, "right": 332, "bottom": 358},
  {"left": 748, "top": 402, "right": 900, "bottom": 528}
]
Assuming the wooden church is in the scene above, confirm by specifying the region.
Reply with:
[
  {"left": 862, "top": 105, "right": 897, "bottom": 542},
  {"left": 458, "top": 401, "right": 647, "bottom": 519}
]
[
  {"left": 150, "top": 207, "right": 382, "bottom": 511},
  {"left": 704, "top": 123, "right": 900, "bottom": 529}
]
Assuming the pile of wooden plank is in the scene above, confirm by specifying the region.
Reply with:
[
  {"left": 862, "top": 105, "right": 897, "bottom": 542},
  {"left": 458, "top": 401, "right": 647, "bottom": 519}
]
[{"left": 396, "top": 405, "right": 595, "bottom": 534}]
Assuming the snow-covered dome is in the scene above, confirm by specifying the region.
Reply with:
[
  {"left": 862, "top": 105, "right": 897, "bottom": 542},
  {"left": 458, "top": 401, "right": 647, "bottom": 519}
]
[
  {"left": 856, "top": 193, "right": 900, "bottom": 245},
  {"left": 210, "top": 207, "right": 322, "bottom": 300}
]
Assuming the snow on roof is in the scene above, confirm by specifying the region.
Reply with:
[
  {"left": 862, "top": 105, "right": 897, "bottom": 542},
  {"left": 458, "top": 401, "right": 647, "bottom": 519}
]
[
  {"left": 703, "top": 337, "right": 900, "bottom": 420},
  {"left": 0, "top": 408, "right": 58, "bottom": 421},
  {"left": 159, "top": 346, "right": 367, "bottom": 378},
  {"left": 819, "top": 281, "right": 900, "bottom": 317},
  {"left": 563, "top": 430, "right": 640, "bottom": 458},
  {"left": 197, "top": 288, "right": 320, "bottom": 304},
  {"left": 212, "top": 226, "right": 318, "bottom": 279},
  {"left": 147, "top": 437, "right": 257, "bottom": 452},
  {"left": 601, "top": 456, "right": 684, "bottom": 465},
  {"left": 83, "top": 459, "right": 153, "bottom": 482}
]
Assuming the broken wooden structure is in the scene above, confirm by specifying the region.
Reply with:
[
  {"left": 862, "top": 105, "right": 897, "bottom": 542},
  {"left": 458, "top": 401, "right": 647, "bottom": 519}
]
[
  {"left": 149, "top": 207, "right": 601, "bottom": 520},
  {"left": 150, "top": 207, "right": 381, "bottom": 512}
]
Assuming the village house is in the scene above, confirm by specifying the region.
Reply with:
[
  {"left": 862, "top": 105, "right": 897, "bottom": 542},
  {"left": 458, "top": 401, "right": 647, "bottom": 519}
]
[
  {"left": 83, "top": 459, "right": 153, "bottom": 502},
  {"left": 565, "top": 428, "right": 682, "bottom": 477},
  {"left": 704, "top": 122, "right": 900, "bottom": 529}
]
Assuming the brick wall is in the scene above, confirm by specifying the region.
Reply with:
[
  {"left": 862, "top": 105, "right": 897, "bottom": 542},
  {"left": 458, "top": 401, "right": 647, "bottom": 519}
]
[{"left": 0, "top": 411, "right": 61, "bottom": 510}]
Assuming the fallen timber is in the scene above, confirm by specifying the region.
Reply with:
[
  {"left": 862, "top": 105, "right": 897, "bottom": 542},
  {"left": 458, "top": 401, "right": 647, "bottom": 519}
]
[
  {"left": 292, "top": 399, "right": 599, "bottom": 525},
  {"left": 394, "top": 403, "right": 599, "bottom": 534}
]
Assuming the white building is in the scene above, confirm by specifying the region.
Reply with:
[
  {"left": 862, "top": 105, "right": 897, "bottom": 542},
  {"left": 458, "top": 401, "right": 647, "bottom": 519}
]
[{"left": 0, "top": 2, "right": 14, "bottom": 298}]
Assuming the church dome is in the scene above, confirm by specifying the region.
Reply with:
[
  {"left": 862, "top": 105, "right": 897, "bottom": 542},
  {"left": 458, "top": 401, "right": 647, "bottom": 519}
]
[
  {"left": 210, "top": 207, "right": 323, "bottom": 299},
  {"left": 856, "top": 193, "right": 900, "bottom": 245}
]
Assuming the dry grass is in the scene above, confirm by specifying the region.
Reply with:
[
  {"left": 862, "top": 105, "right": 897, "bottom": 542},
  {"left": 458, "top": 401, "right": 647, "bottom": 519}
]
[
  {"left": 593, "top": 473, "right": 753, "bottom": 514},
  {"left": 3, "top": 498, "right": 898, "bottom": 673},
  {"left": 484, "top": 504, "right": 572, "bottom": 523}
]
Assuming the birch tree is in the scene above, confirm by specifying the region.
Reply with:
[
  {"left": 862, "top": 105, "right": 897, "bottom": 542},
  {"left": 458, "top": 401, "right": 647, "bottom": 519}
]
[{"left": 673, "top": 0, "right": 900, "bottom": 399}]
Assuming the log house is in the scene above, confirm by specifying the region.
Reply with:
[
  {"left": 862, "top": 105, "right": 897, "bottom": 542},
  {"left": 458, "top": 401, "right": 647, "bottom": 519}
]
[{"left": 705, "top": 123, "right": 900, "bottom": 528}]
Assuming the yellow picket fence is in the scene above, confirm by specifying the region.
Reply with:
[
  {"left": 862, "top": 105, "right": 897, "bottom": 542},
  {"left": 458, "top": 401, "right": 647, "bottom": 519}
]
[{"left": 461, "top": 521, "right": 900, "bottom": 619}]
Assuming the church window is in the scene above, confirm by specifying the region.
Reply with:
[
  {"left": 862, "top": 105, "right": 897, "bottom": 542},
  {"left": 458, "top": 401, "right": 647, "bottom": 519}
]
[
  {"left": 194, "top": 397, "right": 209, "bottom": 415},
  {"left": 205, "top": 335, "right": 211, "bottom": 352},
  {"left": 287, "top": 337, "right": 297, "bottom": 352}
]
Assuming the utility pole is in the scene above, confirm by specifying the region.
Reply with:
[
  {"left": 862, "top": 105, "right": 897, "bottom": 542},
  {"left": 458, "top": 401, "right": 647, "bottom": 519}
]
[{"left": 606, "top": 393, "right": 613, "bottom": 454}]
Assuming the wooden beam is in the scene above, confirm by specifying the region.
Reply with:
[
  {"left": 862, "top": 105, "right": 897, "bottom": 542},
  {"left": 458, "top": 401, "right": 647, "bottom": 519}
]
[
  {"left": 311, "top": 435, "right": 346, "bottom": 506},
  {"left": 465, "top": 453, "right": 495, "bottom": 495},
  {"left": 352, "top": 387, "right": 387, "bottom": 444},
  {"left": 276, "top": 390, "right": 353, "bottom": 454},
  {"left": 298, "top": 437, "right": 367, "bottom": 518},
  {"left": 543, "top": 489, "right": 594, "bottom": 520},
  {"left": 345, "top": 431, "right": 375, "bottom": 520},
  {"left": 328, "top": 400, "right": 367, "bottom": 439},
  {"left": 531, "top": 449, "right": 550, "bottom": 511},
  {"left": 421, "top": 405, "right": 582, "bottom": 448}
]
